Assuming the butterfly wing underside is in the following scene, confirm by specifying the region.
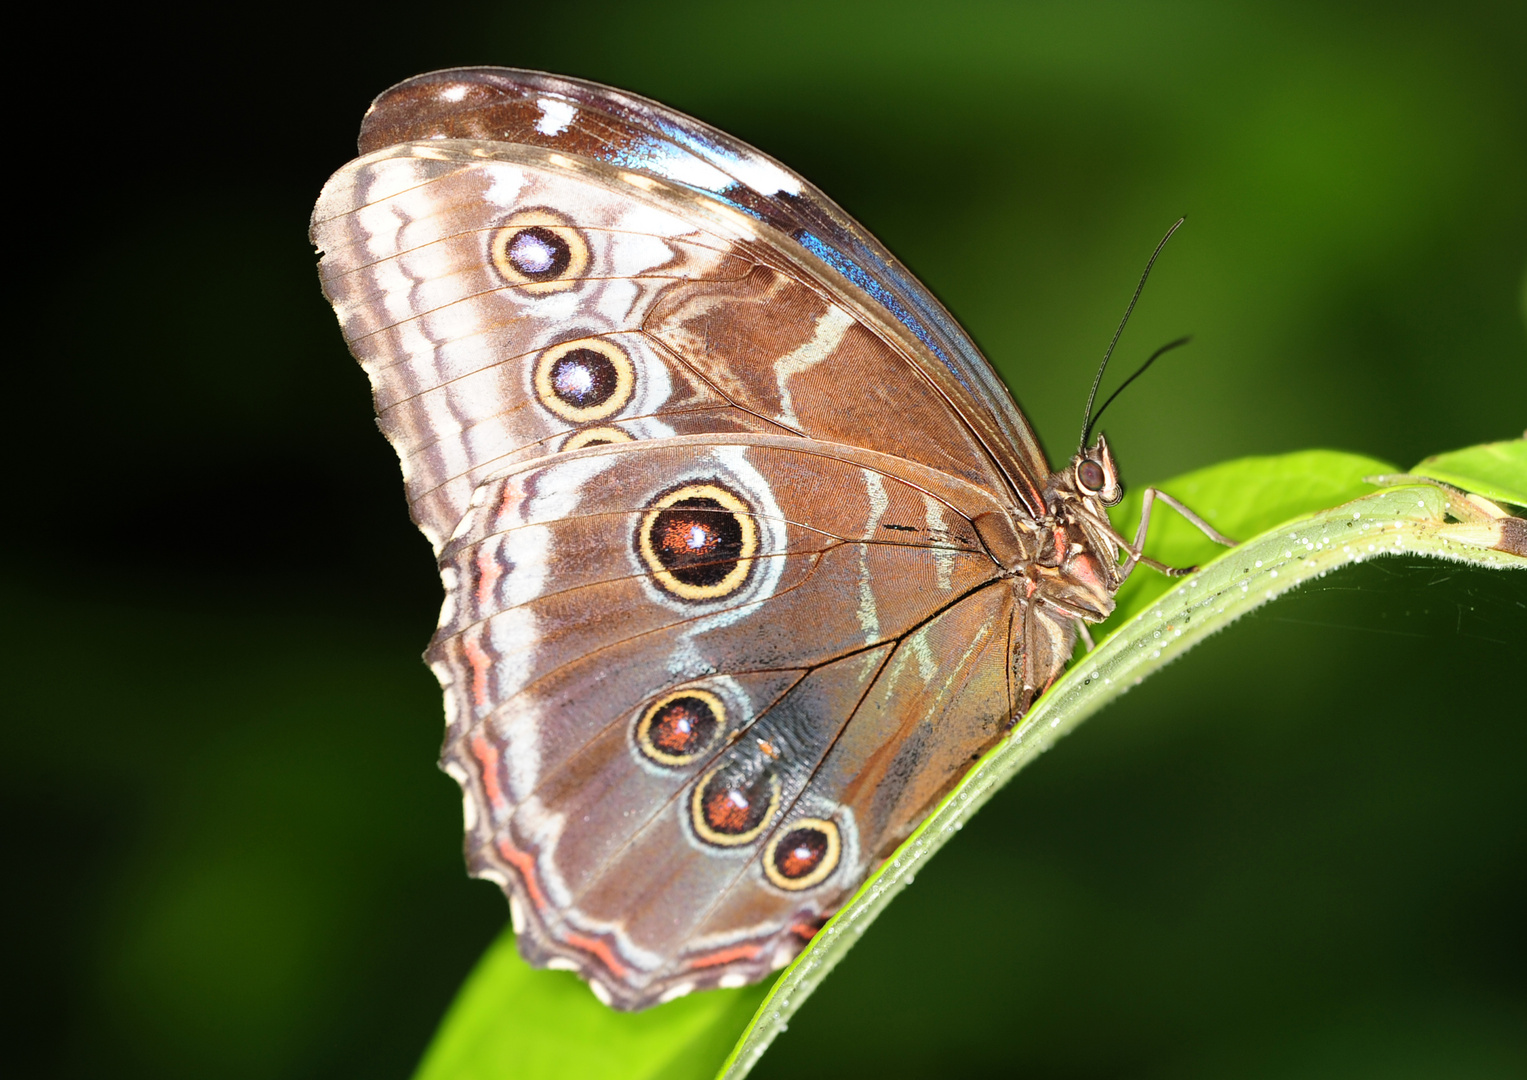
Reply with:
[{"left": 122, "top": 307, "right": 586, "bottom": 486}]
[
  {"left": 310, "top": 68, "right": 1067, "bottom": 1008},
  {"left": 354, "top": 67, "right": 1051, "bottom": 517}
]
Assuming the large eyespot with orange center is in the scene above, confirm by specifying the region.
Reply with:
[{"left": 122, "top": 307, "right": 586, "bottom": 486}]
[
  {"left": 637, "top": 483, "right": 757, "bottom": 601},
  {"left": 559, "top": 425, "right": 633, "bottom": 453},
  {"left": 534, "top": 337, "right": 634, "bottom": 422},
  {"left": 634, "top": 689, "right": 726, "bottom": 767},
  {"left": 763, "top": 818, "right": 841, "bottom": 890},
  {"left": 691, "top": 765, "right": 780, "bottom": 847},
  {"left": 489, "top": 208, "right": 589, "bottom": 294}
]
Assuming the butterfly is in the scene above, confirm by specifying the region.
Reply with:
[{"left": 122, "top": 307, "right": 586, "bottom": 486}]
[{"left": 310, "top": 67, "right": 1230, "bottom": 1010}]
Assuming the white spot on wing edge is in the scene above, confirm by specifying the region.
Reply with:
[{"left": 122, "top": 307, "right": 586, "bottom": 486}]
[
  {"left": 643, "top": 149, "right": 735, "bottom": 196},
  {"left": 719, "top": 147, "right": 803, "bottom": 197},
  {"left": 441, "top": 760, "right": 478, "bottom": 831},
  {"left": 659, "top": 980, "right": 697, "bottom": 1002},
  {"left": 437, "top": 566, "right": 459, "bottom": 628},
  {"left": 534, "top": 97, "right": 577, "bottom": 136},
  {"left": 429, "top": 661, "right": 460, "bottom": 728}
]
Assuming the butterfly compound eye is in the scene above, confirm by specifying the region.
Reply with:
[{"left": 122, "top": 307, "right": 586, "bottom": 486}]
[{"left": 1077, "top": 459, "right": 1106, "bottom": 493}]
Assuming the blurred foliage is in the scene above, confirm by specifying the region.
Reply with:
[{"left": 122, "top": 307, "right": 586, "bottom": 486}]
[{"left": 4, "top": 2, "right": 1524, "bottom": 1078}]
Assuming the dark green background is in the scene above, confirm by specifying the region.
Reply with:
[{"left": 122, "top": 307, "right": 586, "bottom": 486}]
[{"left": 7, "top": 3, "right": 1524, "bottom": 1077}]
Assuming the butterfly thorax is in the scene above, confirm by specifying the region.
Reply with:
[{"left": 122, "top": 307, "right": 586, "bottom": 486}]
[
  {"left": 971, "top": 435, "right": 1124, "bottom": 623},
  {"left": 1028, "top": 433, "right": 1129, "bottom": 622}
]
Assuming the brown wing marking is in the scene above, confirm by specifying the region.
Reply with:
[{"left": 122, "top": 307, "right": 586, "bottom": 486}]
[{"left": 644, "top": 262, "right": 1015, "bottom": 495}]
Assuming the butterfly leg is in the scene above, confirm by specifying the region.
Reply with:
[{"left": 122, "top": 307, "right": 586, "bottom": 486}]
[
  {"left": 1117, "top": 487, "right": 1237, "bottom": 580},
  {"left": 1074, "top": 620, "right": 1097, "bottom": 652}
]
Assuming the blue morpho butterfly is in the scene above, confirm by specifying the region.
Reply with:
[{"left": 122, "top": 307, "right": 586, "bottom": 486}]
[{"left": 310, "top": 67, "right": 1231, "bottom": 1009}]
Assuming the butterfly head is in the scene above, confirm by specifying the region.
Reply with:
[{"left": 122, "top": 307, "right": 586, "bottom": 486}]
[{"left": 1070, "top": 433, "right": 1123, "bottom": 508}]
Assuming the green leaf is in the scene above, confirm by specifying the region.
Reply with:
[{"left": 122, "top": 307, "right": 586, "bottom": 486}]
[
  {"left": 413, "top": 927, "right": 769, "bottom": 1080},
  {"left": 1409, "top": 437, "right": 1527, "bottom": 507},
  {"left": 1102, "top": 449, "right": 1395, "bottom": 630},
  {"left": 716, "top": 452, "right": 1523, "bottom": 1080}
]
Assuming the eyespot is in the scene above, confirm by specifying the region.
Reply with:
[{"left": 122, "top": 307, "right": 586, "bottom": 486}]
[
  {"left": 489, "top": 208, "right": 589, "bottom": 294},
  {"left": 691, "top": 766, "right": 780, "bottom": 846},
  {"left": 763, "top": 818, "right": 841, "bottom": 890},
  {"left": 1077, "top": 459, "right": 1105, "bottom": 493},
  {"left": 534, "top": 337, "right": 634, "bottom": 422},
  {"left": 637, "top": 483, "right": 757, "bottom": 601},
  {"left": 634, "top": 689, "right": 725, "bottom": 767},
  {"left": 559, "top": 425, "right": 633, "bottom": 453}
]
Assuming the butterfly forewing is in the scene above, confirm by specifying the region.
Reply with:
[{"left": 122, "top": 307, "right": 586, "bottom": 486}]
[{"left": 350, "top": 66, "right": 1051, "bottom": 514}]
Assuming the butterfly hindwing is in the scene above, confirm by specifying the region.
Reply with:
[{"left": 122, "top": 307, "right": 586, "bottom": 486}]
[{"left": 430, "top": 435, "right": 1018, "bottom": 1005}]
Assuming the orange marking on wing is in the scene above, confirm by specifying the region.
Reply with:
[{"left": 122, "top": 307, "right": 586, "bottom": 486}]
[
  {"left": 562, "top": 930, "right": 631, "bottom": 979},
  {"left": 495, "top": 838, "right": 549, "bottom": 910},
  {"left": 497, "top": 474, "right": 528, "bottom": 524},
  {"left": 688, "top": 943, "right": 765, "bottom": 969},
  {"left": 470, "top": 735, "right": 509, "bottom": 813},
  {"left": 790, "top": 921, "right": 821, "bottom": 941},
  {"left": 475, "top": 542, "right": 503, "bottom": 607},
  {"left": 462, "top": 629, "right": 492, "bottom": 709},
  {"left": 491, "top": 843, "right": 629, "bottom": 978}
]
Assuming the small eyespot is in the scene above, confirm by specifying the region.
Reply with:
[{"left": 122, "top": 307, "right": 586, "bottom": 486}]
[
  {"left": 490, "top": 208, "right": 589, "bottom": 294},
  {"left": 691, "top": 766, "right": 780, "bottom": 846},
  {"left": 637, "top": 483, "right": 757, "bottom": 601},
  {"left": 1077, "top": 459, "right": 1105, "bottom": 493},
  {"left": 763, "top": 818, "right": 841, "bottom": 890},
  {"left": 559, "top": 425, "right": 633, "bottom": 453},
  {"left": 534, "top": 337, "right": 634, "bottom": 422},
  {"left": 634, "top": 689, "right": 725, "bottom": 767}
]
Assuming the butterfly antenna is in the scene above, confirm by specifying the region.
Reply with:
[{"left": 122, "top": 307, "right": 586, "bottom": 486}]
[
  {"left": 1083, "top": 336, "right": 1193, "bottom": 445},
  {"left": 1079, "top": 216, "right": 1186, "bottom": 449}
]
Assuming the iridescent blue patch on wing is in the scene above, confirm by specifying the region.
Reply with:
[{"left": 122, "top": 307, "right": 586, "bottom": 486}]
[
  {"left": 598, "top": 135, "right": 669, "bottom": 174},
  {"left": 599, "top": 135, "right": 733, "bottom": 194},
  {"left": 796, "top": 230, "right": 975, "bottom": 395}
]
